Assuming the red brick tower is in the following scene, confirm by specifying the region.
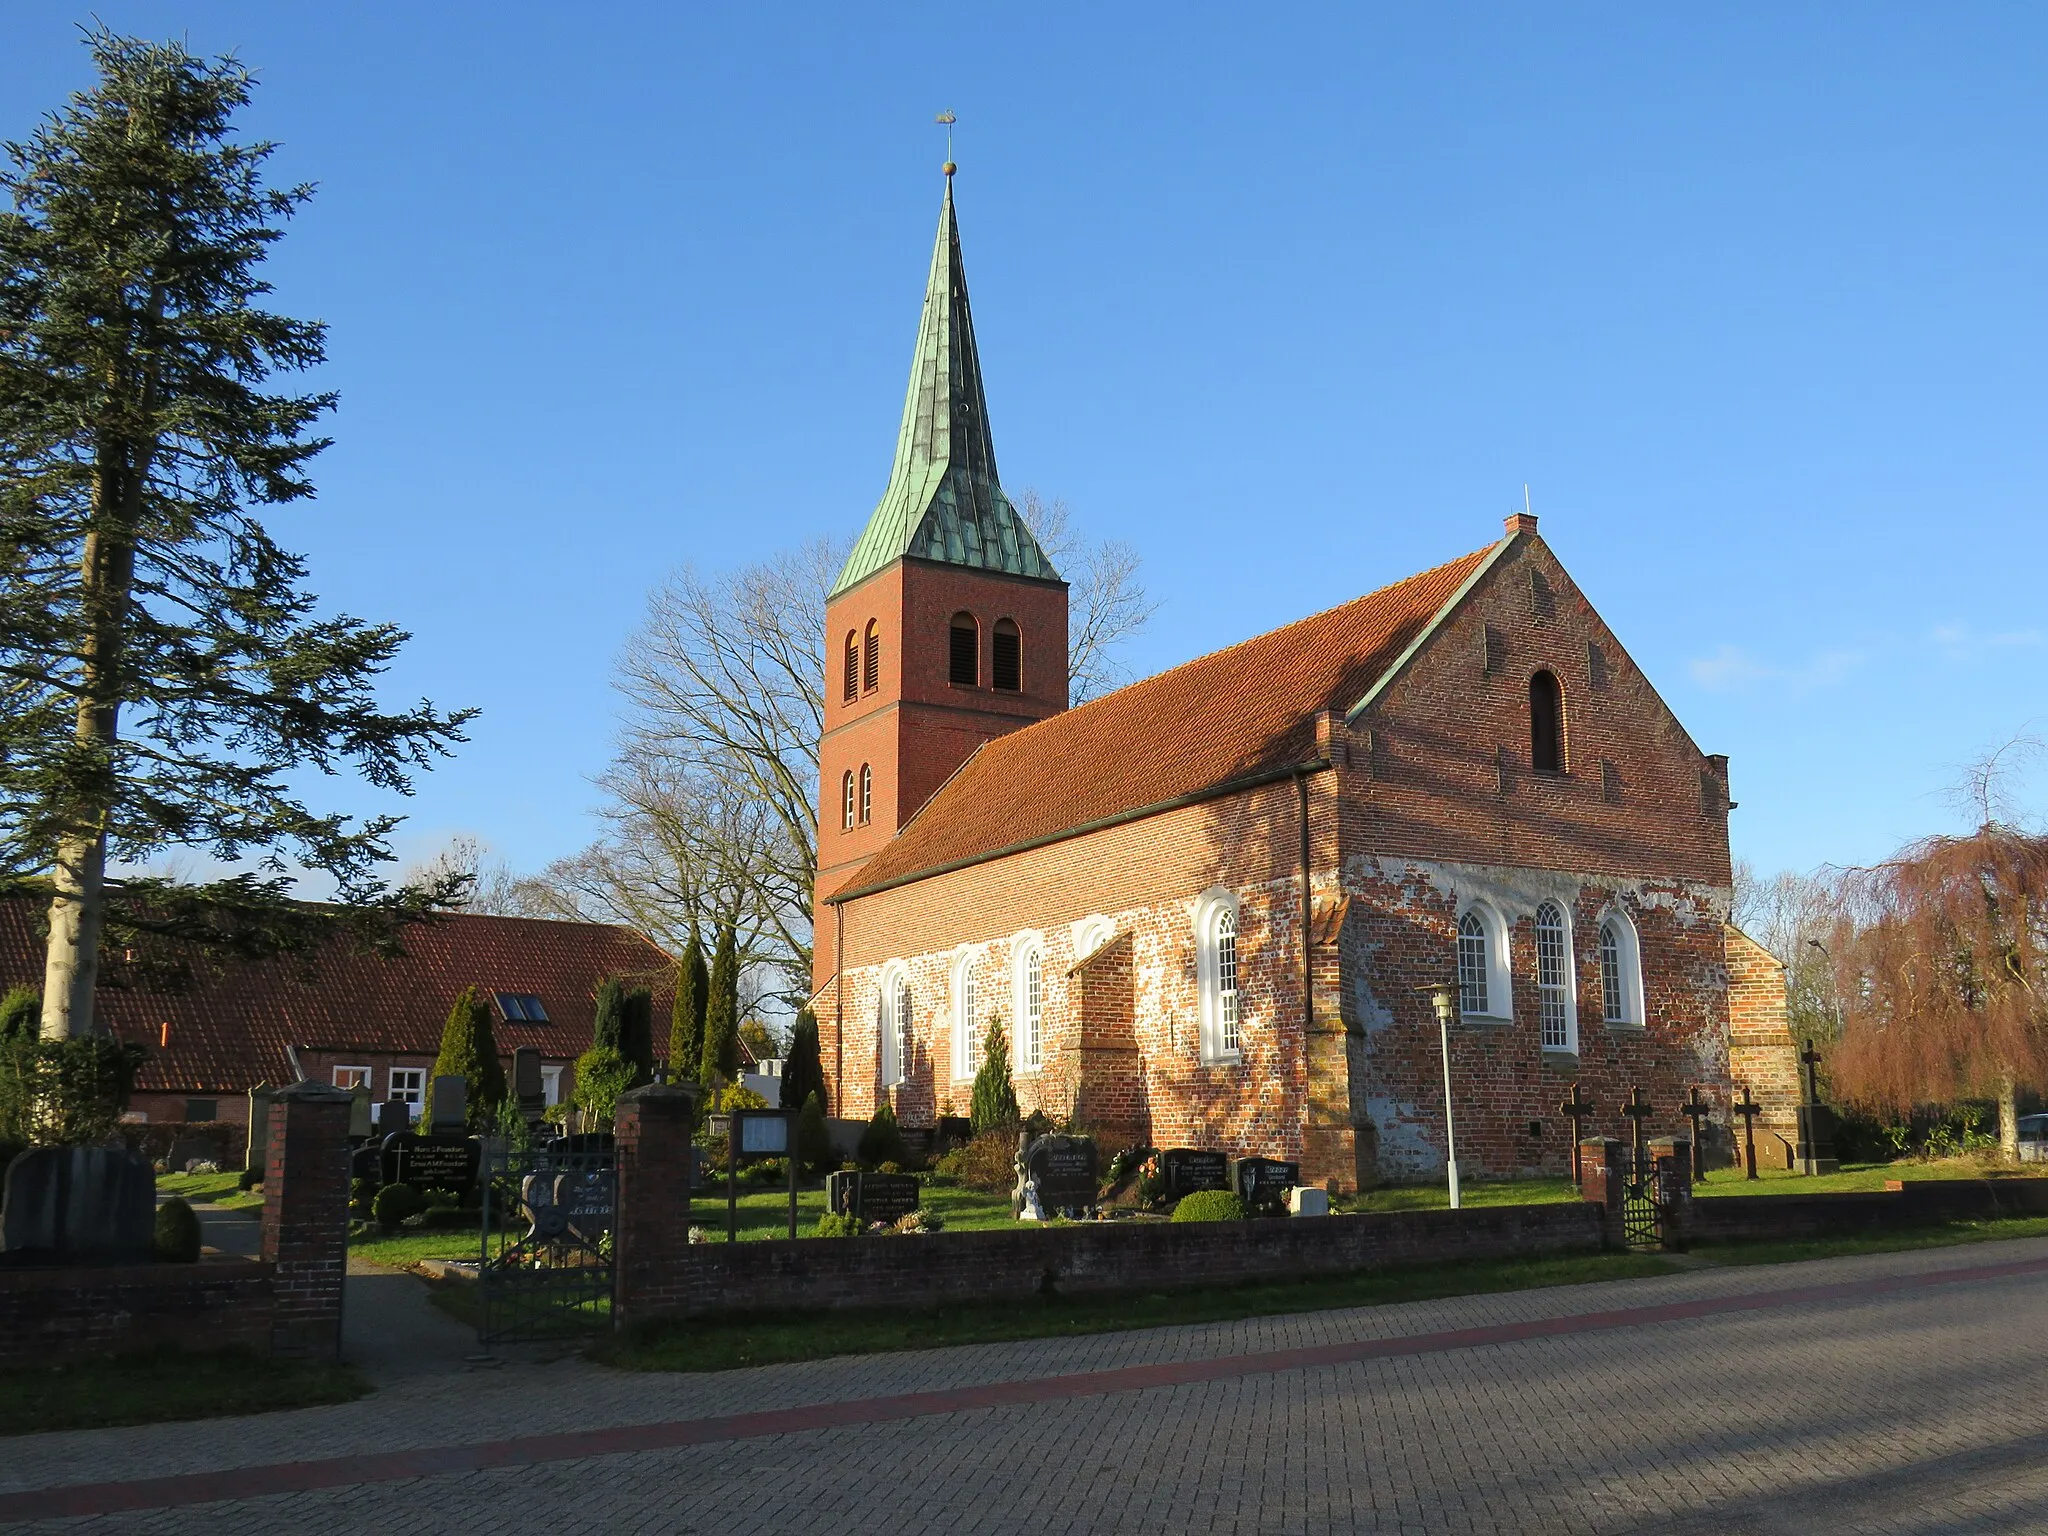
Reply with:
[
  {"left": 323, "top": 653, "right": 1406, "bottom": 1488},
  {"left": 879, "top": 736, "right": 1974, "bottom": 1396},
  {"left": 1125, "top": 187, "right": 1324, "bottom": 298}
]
[{"left": 815, "top": 170, "right": 1068, "bottom": 988}]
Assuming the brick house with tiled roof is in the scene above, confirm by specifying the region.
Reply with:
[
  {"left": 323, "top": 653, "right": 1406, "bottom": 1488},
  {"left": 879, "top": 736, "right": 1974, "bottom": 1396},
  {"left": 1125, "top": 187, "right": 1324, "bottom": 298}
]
[
  {"left": 0, "top": 902, "right": 674, "bottom": 1124},
  {"left": 816, "top": 170, "right": 1798, "bottom": 1190}
]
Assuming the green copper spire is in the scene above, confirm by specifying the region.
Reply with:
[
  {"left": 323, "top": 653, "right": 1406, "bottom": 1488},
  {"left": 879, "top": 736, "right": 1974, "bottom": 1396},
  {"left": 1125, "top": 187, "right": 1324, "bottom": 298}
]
[{"left": 831, "top": 175, "right": 1058, "bottom": 598}]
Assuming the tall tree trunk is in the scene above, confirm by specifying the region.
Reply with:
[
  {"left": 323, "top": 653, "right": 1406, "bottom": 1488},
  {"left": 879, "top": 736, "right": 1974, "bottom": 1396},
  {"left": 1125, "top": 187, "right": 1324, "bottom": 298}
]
[
  {"left": 41, "top": 830, "right": 109, "bottom": 1040},
  {"left": 1999, "top": 1072, "right": 2021, "bottom": 1162}
]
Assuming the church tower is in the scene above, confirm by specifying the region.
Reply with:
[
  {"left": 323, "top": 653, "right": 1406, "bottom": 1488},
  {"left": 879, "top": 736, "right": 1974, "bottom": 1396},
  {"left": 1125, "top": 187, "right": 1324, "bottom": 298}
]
[{"left": 815, "top": 170, "right": 1068, "bottom": 985}]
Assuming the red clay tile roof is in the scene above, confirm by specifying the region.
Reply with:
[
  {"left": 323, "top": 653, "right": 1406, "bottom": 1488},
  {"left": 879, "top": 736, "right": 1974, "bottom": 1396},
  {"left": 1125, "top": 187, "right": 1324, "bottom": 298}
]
[
  {"left": 839, "top": 542, "right": 1498, "bottom": 896},
  {"left": 0, "top": 902, "right": 674, "bottom": 1093}
]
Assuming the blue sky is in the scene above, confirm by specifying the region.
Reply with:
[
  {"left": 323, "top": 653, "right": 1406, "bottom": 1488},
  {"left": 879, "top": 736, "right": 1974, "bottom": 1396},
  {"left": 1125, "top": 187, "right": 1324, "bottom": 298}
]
[{"left": 8, "top": 4, "right": 2045, "bottom": 885}]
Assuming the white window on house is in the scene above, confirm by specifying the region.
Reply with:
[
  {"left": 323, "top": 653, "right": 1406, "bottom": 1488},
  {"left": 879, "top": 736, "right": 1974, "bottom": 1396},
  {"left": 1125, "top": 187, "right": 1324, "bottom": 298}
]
[
  {"left": 1455, "top": 902, "right": 1512, "bottom": 1021},
  {"left": 333, "top": 1065, "right": 371, "bottom": 1093},
  {"left": 1192, "top": 889, "right": 1243, "bottom": 1063},
  {"left": 539, "top": 1065, "right": 563, "bottom": 1106},
  {"left": 388, "top": 1067, "right": 425, "bottom": 1121},
  {"left": 1535, "top": 900, "right": 1577, "bottom": 1051},
  {"left": 1010, "top": 935, "right": 1046, "bottom": 1072},
  {"left": 951, "top": 952, "right": 979, "bottom": 1080},
  {"left": 877, "top": 964, "right": 910, "bottom": 1086},
  {"left": 1598, "top": 910, "right": 1646, "bottom": 1027}
]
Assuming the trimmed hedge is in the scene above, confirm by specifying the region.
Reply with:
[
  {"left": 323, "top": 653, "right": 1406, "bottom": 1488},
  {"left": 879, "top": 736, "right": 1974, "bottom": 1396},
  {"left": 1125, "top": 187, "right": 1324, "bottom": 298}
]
[
  {"left": 154, "top": 1197, "right": 203, "bottom": 1262},
  {"left": 1170, "top": 1190, "right": 1247, "bottom": 1223}
]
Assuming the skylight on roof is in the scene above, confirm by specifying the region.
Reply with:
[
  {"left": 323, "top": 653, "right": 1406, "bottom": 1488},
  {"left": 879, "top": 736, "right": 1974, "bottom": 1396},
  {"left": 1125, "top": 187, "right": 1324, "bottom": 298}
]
[{"left": 495, "top": 992, "right": 549, "bottom": 1023}]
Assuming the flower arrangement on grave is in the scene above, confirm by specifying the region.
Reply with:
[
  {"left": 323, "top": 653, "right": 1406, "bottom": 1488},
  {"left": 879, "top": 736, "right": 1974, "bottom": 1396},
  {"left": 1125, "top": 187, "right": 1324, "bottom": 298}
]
[
  {"left": 891, "top": 1209, "right": 944, "bottom": 1235},
  {"left": 1135, "top": 1153, "right": 1166, "bottom": 1208}
]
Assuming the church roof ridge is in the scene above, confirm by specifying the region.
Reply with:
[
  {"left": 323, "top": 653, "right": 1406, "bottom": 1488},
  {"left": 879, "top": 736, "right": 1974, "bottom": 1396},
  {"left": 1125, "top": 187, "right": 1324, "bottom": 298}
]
[
  {"left": 831, "top": 176, "right": 1059, "bottom": 599},
  {"left": 833, "top": 537, "right": 1502, "bottom": 899}
]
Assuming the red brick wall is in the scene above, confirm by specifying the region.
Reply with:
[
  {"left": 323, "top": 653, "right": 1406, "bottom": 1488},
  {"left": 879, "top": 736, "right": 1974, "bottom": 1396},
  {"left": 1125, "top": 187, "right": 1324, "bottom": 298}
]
[
  {"left": 1726, "top": 925, "right": 1802, "bottom": 1137},
  {"left": 261, "top": 1084, "right": 351, "bottom": 1359},
  {"left": 0, "top": 1261, "right": 272, "bottom": 1369}
]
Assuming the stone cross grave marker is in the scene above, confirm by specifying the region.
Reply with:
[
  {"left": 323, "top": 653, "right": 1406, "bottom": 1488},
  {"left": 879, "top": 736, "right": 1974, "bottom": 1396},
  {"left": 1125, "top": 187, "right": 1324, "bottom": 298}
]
[
  {"left": 1559, "top": 1082, "right": 1594, "bottom": 1187},
  {"left": 1623, "top": 1087, "right": 1655, "bottom": 1179},
  {"left": 1019, "top": 1134, "right": 1099, "bottom": 1218},
  {"left": 1680, "top": 1087, "right": 1713, "bottom": 1182},
  {"left": 1161, "top": 1148, "right": 1230, "bottom": 1201},
  {"left": 1732, "top": 1083, "right": 1763, "bottom": 1181},
  {"left": 1231, "top": 1156, "right": 1301, "bottom": 1217}
]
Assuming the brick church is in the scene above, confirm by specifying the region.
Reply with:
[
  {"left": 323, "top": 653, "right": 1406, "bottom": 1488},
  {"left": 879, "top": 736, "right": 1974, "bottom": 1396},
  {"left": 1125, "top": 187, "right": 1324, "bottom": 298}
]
[{"left": 814, "top": 170, "right": 1798, "bottom": 1191}]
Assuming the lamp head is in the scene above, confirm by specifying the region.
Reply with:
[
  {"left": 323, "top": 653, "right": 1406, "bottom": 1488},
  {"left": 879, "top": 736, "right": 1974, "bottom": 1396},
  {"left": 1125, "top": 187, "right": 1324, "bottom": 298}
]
[{"left": 1416, "top": 981, "right": 1459, "bottom": 1026}]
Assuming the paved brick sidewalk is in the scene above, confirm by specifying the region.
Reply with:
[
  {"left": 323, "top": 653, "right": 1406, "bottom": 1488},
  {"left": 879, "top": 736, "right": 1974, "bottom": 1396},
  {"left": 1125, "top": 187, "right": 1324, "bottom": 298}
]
[{"left": 8, "top": 1237, "right": 2048, "bottom": 1532}]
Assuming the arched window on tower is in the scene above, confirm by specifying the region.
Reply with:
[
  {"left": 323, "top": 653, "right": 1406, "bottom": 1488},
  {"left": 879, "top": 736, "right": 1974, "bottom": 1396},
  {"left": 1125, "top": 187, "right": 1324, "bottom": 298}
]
[
  {"left": 992, "top": 618, "right": 1021, "bottom": 692},
  {"left": 858, "top": 763, "right": 873, "bottom": 825},
  {"left": 843, "top": 631, "right": 859, "bottom": 703},
  {"left": 863, "top": 621, "right": 880, "bottom": 693},
  {"left": 1530, "top": 670, "right": 1565, "bottom": 773},
  {"left": 949, "top": 612, "right": 979, "bottom": 686},
  {"left": 841, "top": 770, "right": 855, "bottom": 831}
]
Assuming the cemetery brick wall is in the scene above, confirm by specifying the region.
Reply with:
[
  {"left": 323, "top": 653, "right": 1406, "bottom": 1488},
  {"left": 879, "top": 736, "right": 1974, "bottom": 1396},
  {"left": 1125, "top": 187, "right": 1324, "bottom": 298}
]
[
  {"left": 625, "top": 1201, "right": 1605, "bottom": 1321},
  {"left": 259, "top": 1083, "right": 352, "bottom": 1359},
  {"left": 613, "top": 1085, "right": 699, "bottom": 1328},
  {"left": 1682, "top": 1178, "right": 2048, "bottom": 1245},
  {"left": 1725, "top": 927, "right": 1802, "bottom": 1139},
  {"left": 0, "top": 1259, "right": 272, "bottom": 1369}
]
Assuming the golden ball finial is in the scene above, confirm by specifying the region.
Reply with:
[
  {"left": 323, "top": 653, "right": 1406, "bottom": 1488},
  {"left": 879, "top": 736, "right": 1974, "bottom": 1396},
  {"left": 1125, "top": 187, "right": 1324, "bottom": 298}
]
[{"left": 943, "top": 160, "right": 957, "bottom": 177}]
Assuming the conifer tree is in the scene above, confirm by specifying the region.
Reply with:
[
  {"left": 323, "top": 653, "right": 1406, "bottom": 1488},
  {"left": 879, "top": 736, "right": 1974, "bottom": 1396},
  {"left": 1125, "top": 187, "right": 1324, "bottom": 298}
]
[
  {"left": 780, "top": 1008, "right": 825, "bottom": 1113},
  {"left": 427, "top": 986, "right": 506, "bottom": 1132},
  {"left": 699, "top": 923, "right": 741, "bottom": 1086},
  {"left": 970, "top": 1018, "right": 1019, "bottom": 1133},
  {"left": 795, "top": 1090, "right": 832, "bottom": 1178},
  {"left": 666, "top": 933, "right": 707, "bottom": 1080},
  {"left": 618, "top": 986, "right": 655, "bottom": 1087},
  {"left": 0, "top": 32, "right": 472, "bottom": 1039},
  {"left": 590, "top": 976, "right": 624, "bottom": 1053}
]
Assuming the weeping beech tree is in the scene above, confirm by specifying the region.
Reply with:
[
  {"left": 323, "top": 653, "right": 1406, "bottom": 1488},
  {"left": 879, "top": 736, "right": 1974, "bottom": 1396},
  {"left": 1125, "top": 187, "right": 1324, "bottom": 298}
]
[
  {"left": 0, "top": 33, "right": 472, "bottom": 1038},
  {"left": 1828, "top": 822, "right": 2048, "bottom": 1158}
]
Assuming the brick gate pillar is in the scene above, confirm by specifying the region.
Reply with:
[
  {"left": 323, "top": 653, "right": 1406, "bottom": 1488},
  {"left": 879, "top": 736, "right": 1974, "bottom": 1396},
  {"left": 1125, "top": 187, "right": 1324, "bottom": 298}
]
[
  {"left": 613, "top": 1083, "right": 701, "bottom": 1329},
  {"left": 1577, "top": 1137, "right": 1625, "bottom": 1247},
  {"left": 261, "top": 1080, "right": 353, "bottom": 1359}
]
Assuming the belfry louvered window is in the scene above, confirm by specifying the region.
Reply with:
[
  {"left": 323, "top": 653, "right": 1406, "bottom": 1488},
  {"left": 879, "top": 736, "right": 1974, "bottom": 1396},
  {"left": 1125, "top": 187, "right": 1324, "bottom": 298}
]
[
  {"left": 992, "top": 619, "right": 1020, "bottom": 691},
  {"left": 843, "top": 632, "right": 859, "bottom": 702},
  {"left": 1536, "top": 901, "right": 1574, "bottom": 1051},
  {"left": 863, "top": 621, "right": 879, "bottom": 693},
  {"left": 949, "top": 613, "right": 978, "bottom": 686}
]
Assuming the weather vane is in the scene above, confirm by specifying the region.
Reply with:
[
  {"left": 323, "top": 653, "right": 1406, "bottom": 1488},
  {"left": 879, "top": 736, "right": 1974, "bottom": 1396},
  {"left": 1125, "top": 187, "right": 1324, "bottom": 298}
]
[{"left": 936, "top": 109, "right": 957, "bottom": 176}]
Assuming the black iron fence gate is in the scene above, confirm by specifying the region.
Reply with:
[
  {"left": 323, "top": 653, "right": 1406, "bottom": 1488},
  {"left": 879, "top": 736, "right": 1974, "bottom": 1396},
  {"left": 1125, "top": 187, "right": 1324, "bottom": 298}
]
[{"left": 477, "top": 1137, "right": 615, "bottom": 1344}]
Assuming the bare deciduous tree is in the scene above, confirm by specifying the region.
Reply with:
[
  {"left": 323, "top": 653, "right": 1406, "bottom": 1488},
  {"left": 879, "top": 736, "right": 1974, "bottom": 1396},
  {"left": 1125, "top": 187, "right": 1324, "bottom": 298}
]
[
  {"left": 1731, "top": 858, "right": 1843, "bottom": 1043},
  {"left": 1014, "top": 490, "right": 1160, "bottom": 705}
]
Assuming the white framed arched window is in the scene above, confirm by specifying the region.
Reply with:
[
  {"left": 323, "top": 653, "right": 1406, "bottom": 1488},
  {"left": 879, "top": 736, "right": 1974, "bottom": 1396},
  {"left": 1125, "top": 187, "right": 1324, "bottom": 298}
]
[
  {"left": 877, "top": 963, "right": 910, "bottom": 1086},
  {"left": 1010, "top": 934, "right": 1045, "bottom": 1072},
  {"left": 841, "top": 770, "right": 856, "bottom": 831},
  {"left": 858, "top": 763, "right": 873, "bottom": 825},
  {"left": 1534, "top": 901, "right": 1577, "bottom": 1052},
  {"left": 1193, "top": 888, "right": 1243, "bottom": 1063},
  {"left": 1598, "top": 909, "right": 1645, "bottom": 1028},
  {"left": 1455, "top": 901, "right": 1512, "bottom": 1022},
  {"left": 951, "top": 950, "right": 980, "bottom": 1080}
]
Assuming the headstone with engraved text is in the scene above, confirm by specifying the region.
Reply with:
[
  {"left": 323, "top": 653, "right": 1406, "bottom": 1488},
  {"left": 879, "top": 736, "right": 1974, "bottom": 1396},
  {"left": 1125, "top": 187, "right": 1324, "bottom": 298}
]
[
  {"left": 1161, "top": 1148, "right": 1231, "bottom": 1201},
  {"left": 1019, "top": 1134, "right": 1099, "bottom": 1217},
  {"left": 380, "top": 1132, "right": 481, "bottom": 1197},
  {"left": 827, "top": 1170, "right": 920, "bottom": 1227},
  {"left": 1231, "top": 1156, "right": 1301, "bottom": 1217}
]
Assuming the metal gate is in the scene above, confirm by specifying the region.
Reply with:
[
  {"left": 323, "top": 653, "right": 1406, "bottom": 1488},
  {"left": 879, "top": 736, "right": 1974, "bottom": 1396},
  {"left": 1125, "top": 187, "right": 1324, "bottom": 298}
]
[
  {"left": 1621, "top": 1171, "right": 1662, "bottom": 1252},
  {"left": 477, "top": 1136, "right": 615, "bottom": 1345}
]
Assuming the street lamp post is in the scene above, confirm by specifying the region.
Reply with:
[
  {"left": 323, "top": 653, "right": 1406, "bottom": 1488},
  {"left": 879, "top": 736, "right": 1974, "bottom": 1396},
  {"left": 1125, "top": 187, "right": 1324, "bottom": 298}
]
[{"left": 1421, "top": 982, "right": 1462, "bottom": 1210}]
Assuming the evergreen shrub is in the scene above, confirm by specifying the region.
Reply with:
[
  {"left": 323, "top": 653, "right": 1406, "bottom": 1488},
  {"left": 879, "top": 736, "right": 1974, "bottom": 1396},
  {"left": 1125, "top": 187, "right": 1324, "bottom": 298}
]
[
  {"left": 796, "top": 1092, "right": 833, "bottom": 1179},
  {"left": 372, "top": 1181, "right": 427, "bottom": 1229},
  {"left": 857, "top": 1101, "right": 906, "bottom": 1167},
  {"left": 1170, "top": 1190, "right": 1247, "bottom": 1223},
  {"left": 154, "top": 1197, "right": 202, "bottom": 1262}
]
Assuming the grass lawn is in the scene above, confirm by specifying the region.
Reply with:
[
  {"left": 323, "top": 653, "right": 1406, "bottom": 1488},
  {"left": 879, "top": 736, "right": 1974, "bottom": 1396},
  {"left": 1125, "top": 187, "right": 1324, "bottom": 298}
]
[
  {"left": 156, "top": 1170, "right": 264, "bottom": 1211},
  {"left": 1336, "top": 1177, "right": 1578, "bottom": 1213},
  {"left": 0, "top": 1347, "right": 368, "bottom": 1436},
  {"left": 1692, "top": 1156, "right": 2048, "bottom": 1197},
  {"left": 594, "top": 1247, "right": 1675, "bottom": 1373}
]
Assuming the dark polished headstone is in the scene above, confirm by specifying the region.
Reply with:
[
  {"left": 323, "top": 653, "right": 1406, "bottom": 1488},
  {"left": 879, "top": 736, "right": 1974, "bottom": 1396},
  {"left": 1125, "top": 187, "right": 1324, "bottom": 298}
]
[
  {"left": 1161, "top": 1148, "right": 1230, "bottom": 1200},
  {"left": 1, "top": 1146, "right": 156, "bottom": 1262},
  {"left": 828, "top": 1170, "right": 920, "bottom": 1226},
  {"left": 379, "top": 1132, "right": 481, "bottom": 1196},
  {"left": 1231, "top": 1157, "right": 1301, "bottom": 1217},
  {"left": 1796, "top": 1104, "right": 1840, "bottom": 1176},
  {"left": 375, "top": 1099, "right": 411, "bottom": 1139},
  {"left": 1019, "top": 1134, "right": 1099, "bottom": 1216}
]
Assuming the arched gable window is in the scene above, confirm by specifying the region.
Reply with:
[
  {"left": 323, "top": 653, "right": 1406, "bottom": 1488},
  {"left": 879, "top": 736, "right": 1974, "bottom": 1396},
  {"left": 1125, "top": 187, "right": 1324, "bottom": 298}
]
[
  {"left": 1010, "top": 934, "right": 1045, "bottom": 1071},
  {"left": 949, "top": 612, "right": 979, "bottom": 687},
  {"left": 841, "top": 770, "right": 856, "bottom": 831},
  {"left": 992, "top": 618, "right": 1021, "bottom": 692},
  {"left": 1072, "top": 916, "right": 1113, "bottom": 962},
  {"left": 1455, "top": 901, "right": 1511, "bottom": 1021},
  {"left": 1530, "top": 670, "right": 1565, "bottom": 773},
  {"left": 1598, "top": 909, "right": 1645, "bottom": 1028},
  {"left": 1534, "top": 900, "right": 1577, "bottom": 1052},
  {"left": 877, "top": 964, "right": 910, "bottom": 1087},
  {"left": 1193, "top": 889, "right": 1243, "bottom": 1063},
  {"left": 863, "top": 621, "right": 880, "bottom": 693},
  {"left": 842, "top": 631, "right": 859, "bottom": 703},
  {"left": 951, "top": 951, "right": 979, "bottom": 1080},
  {"left": 858, "top": 763, "right": 873, "bottom": 825}
]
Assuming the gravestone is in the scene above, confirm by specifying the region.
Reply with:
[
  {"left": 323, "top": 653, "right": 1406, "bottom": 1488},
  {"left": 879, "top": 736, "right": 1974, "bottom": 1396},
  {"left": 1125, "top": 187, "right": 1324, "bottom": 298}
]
[
  {"left": 244, "top": 1084, "right": 275, "bottom": 1172},
  {"left": 827, "top": 1170, "right": 920, "bottom": 1226},
  {"left": 165, "top": 1132, "right": 223, "bottom": 1173},
  {"left": 347, "top": 1087, "right": 374, "bottom": 1141},
  {"left": 513, "top": 1047, "right": 544, "bottom": 1117},
  {"left": 379, "top": 1132, "right": 481, "bottom": 1197},
  {"left": 375, "top": 1099, "right": 411, "bottom": 1139},
  {"left": 349, "top": 1143, "right": 383, "bottom": 1185},
  {"left": 934, "top": 1115, "right": 973, "bottom": 1149},
  {"left": 1161, "top": 1148, "right": 1230, "bottom": 1200},
  {"left": 1, "top": 1147, "right": 156, "bottom": 1262},
  {"left": 1018, "top": 1134, "right": 1099, "bottom": 1217},
  {"left": 1288, "top": 1187, "right": 1331, "bottom": 1217},
  {"left": 1796, "top": 1038, "right": 1840, "bottom": 1175},
  {"left": 1231, "top": 1156, "right": 1300, "bottom": 1217},
  {"left": 428, "top": 1075, "right": 467, "bottom": 1134}
]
